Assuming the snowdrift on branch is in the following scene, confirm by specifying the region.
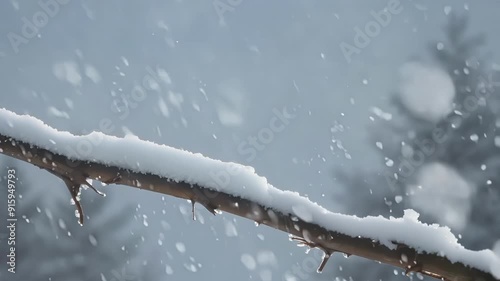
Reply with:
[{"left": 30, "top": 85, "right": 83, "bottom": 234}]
[{"left": 0, "top": 108, "right": 499, "bottom": 281}]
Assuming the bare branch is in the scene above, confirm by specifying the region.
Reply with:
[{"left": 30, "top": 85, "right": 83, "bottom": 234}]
[{"left": 0, "top": 133, "right": 497, "bottom": 281}]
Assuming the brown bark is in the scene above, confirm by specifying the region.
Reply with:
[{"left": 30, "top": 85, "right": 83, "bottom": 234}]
[{"left": 0, "top": 133, "right": 497, "bottom": 281}]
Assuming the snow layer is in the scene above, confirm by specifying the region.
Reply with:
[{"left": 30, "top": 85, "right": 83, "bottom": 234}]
[
  {"left": 0, "top": 108, "right": 498, "bottom": 277},
  {"left": 398, "top": 62, "right": 455, "bottom": 122}
]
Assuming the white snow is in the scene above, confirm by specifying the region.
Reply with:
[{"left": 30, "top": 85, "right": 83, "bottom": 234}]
[
  {"left": 47, "top": 106, "right": 70, "bottom": 119},
  {"left": 216, "top": 105, "right": 244, "bottom": 127},
  {"left": 444, "top": 6, "right": 452, "bottom": 15},
  {"left": 224, "top": 220, "right": 238, "bottom": 237},
  {"left": 165, "top": 265, "right": 173, "bottom": 275},
  {"left": 84, "top": 64, "right": 101, "bottom": 84},
  {"left": 53, "top": 61, "right": 82, "bottom": 86},
  {"left": 157, "top": 97, "right": 170, "bottom": 117},
  {"left": 292, "top": 204, "right": 313, "bottom": 223},
  {"left": 408, "top": 162, "right": 475, "bottom": 231},
  {"left": 89, "top": 234, "right": 98, "bottom": 246},
  {"left": 371, "top": 107, "right": 392, "bottom": 121},
  {"left": 256, "top": 250, "right": 277, "bottom": 266},
  {"left": 121, "top": 57, "right": 129, "bottom": 67},
  {"left": 215, "top": 81, "right": 245, "bottom": 127},
  {"left": 240, "top": 254, "right": 256, "bottom": 270},
  {"left": 157, "top": 68, "right": 172, "bottom": 85},
  {"left": 175, "top": 242, "right": 186, "bottom": 253},
  {"left": 167, "top": 91, "right": 184, "bottom": 111},
  {"left": 495, "top": 136, "right": 500, "bottom": 147},
  {"left": 398, "top": 62, "right": 455, "bottom": 122},
  {"left": 64, "top": 98, "right": 74, "bottom": 110},
  {"left": 0, "top": 107, "right": 499, "bottom": 276}
]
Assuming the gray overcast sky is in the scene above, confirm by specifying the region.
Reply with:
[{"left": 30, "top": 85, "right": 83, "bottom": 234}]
[{"left": 1, "top": 1, "right": 499, "bottom": 280}]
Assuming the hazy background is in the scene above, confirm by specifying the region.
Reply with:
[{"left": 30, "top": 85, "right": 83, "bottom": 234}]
[{"left": 1, "top": 1, "right": 500, "bottom": 280}]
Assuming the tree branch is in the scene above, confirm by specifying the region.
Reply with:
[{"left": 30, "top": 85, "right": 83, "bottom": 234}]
[{"left": 0, "top": 132, "right": 498, "bottom": 281}]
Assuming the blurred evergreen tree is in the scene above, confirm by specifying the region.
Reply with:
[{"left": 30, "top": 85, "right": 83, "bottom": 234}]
[
  {"left": 334, "top": 14, "right": 500, "bottom": 280},
  {"left": 0, "top": 158, "right": 156, "bottom": 281}
]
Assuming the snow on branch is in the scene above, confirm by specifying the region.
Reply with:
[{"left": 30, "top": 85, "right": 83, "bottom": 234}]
[{"left": 0, "top": 108, "right": 499, "bottom": 281}]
